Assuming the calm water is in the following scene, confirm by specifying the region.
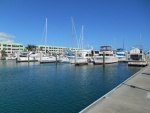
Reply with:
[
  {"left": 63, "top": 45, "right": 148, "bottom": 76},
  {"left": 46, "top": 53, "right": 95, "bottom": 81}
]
[{"left": 0, "top": 60, "right": 142, "bottom": 113}]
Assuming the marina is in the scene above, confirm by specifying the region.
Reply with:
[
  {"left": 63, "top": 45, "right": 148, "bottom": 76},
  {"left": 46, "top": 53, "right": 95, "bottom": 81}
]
[
  {"left": 0, "top": 60, "right": 143, "bottom": 113},
  {"left": 0, "top": 1, "right": 150, "bottom": 113}
]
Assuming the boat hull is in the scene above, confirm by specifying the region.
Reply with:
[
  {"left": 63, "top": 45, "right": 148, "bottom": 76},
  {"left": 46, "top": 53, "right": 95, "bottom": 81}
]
[
  {"left": 93, "top": 56, "right": 118, "bottom": 65},
  {"left": 128, "top": 61, "right": 148, "bottom": 66}
]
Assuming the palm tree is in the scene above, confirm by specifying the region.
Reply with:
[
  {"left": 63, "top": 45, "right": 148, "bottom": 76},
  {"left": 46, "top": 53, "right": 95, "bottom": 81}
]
[
  {"left": 26, "top": 44, "right": 37, "bottom": 51},
  {"left": 0, "top": 50, "right": 8, "bottom": 59}
]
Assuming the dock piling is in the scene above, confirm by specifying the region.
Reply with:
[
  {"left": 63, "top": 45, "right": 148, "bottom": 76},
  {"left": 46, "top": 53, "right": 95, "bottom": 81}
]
[
  {"left": 75, "top": 51, "right": 77, "bottom": 63},
  {"left": 103, "top": 52, "right": 105, "bottom": 66}
]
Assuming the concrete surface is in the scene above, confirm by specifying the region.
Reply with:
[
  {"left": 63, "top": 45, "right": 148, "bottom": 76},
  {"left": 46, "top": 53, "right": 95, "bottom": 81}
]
[{"left": 80, "top": 65, "right": 150, "bottom": 113}]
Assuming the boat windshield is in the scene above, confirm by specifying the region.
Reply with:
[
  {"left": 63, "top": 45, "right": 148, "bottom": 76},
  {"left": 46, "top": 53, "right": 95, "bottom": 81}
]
[
  {"left": 130, "top": 55, "right": 142, "bottom": 60},
  {"left": 117, "top": 48, "right": 124, "bottom": 52},
  {"left": 100, "top": 46, "right": 112, "bottom": 51}
]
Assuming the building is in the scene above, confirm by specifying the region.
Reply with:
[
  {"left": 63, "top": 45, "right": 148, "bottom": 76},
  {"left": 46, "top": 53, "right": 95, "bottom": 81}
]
[
  {"left": 36, "top": 45, "right": 81, "bottom": 54},
  {"left": 0, "top": 42, "right": 24, "bottom": 57}
]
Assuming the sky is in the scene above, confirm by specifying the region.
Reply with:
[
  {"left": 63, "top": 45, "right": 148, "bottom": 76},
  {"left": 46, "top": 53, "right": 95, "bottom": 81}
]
[{"left": 0, "top": 0, "right": 150, "bottom": 51}]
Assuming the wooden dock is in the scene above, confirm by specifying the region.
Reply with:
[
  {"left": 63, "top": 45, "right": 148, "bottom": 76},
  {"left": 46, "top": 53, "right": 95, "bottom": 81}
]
[{"left": 79, "top": 65, "right": 150, "bottom": 113}]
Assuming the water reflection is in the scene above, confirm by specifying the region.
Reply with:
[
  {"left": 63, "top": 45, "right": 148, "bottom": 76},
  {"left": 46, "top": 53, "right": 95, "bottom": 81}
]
[{"left": 0, "top": 61, "right": 143, "bottom": 113}]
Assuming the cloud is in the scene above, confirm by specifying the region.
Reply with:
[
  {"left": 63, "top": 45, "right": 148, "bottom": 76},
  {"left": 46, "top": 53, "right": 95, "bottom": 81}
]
[{"left": 0, "top": 32, "right": 15, "bottom": 42}]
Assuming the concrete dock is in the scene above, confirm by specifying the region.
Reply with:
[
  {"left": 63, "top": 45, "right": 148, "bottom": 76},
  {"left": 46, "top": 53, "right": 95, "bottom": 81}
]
[{"left": 80, "top": 65, "right": 150, "bottom": 113}]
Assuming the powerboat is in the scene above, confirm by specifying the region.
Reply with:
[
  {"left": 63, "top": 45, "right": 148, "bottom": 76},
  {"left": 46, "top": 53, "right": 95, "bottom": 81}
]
[
  {"left": 128, "top": 46, "right": 147, "bottom": 66},
  {"left": 116, "top": 48, "right": 127, "bottom": 62},
  {"left": 93, "top": 46, "right": 118, "bottom": 65}
]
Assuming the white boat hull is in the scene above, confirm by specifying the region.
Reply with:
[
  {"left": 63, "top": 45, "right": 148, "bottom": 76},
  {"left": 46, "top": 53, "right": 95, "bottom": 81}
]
[
  {"left": 128, "top": 61, "right": 148, "bottom": 66},
  {"left": 117, "top": 56, "right": 126, "bottom": 62},
  {"left": 93, "top": 56, "right": 118, "bottom": 64},
  {"left": 68, "top": 57, "right": 88, "bottom": 64}
]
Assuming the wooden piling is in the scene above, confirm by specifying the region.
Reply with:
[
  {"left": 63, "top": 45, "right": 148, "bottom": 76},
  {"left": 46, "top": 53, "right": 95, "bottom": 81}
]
[{"left": 103, "top": 52, "right": 105, "bottom": 66}]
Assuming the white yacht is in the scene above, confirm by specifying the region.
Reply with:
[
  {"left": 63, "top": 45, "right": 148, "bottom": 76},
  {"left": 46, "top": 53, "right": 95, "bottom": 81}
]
[
  {"left": 93, "top": 46, "right": 118, "bottom": 65},
  {"left": 67, "top": 50, "right": 92, "bottom": 65},
  {"left": 116, "top": 48, "right": 127, "bottom": 62},
  {"left": 17, "top": 52, "right": 39, "bottom": 62},
  {"left": 128, "top": 46, "right": 147, "bottom": 66},
  {"left": 39, "top": 55, "right": 56, "bottom": 63},
  {"left": 59, "top": 55, "right": 70, "bottom": 63}
]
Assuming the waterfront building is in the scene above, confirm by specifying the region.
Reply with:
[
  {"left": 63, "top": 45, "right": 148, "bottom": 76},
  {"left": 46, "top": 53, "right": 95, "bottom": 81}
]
[
  {"left": 0, "top": 42, "right": 24, "bottom": 58},
  {"left": 36, "top": 45, "right": 81, "bottom": 55}
]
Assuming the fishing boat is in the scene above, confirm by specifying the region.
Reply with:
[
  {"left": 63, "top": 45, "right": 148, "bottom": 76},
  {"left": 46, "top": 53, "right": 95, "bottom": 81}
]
[
  {"left": 116, "top": 48, "right": 127, "bottom": 62},
  {"left": 93, "top": 46, "right": 118, "bottom": 65},
  {"left": 128, "top": 46, "right": 147, "bottom": 66}
]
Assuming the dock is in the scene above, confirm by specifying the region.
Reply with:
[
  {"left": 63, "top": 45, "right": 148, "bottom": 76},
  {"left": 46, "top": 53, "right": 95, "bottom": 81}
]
[{"left": 79, "top": 65, "right": 150, "bottom": 113}]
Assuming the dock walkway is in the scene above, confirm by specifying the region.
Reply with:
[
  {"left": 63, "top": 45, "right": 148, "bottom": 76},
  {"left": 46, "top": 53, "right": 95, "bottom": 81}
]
[{"left": 80, "top": 65, "right": 150, "bottom": 113}]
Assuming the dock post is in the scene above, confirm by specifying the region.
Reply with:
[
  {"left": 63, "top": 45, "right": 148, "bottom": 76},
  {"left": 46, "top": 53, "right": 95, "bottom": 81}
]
[
  {"left": 75, "top": 50, "right": 77, "bottom": 64},
  {"left": 28, "top": 54, "right": 29, "bottom": 63},
  {"left": 17, "top": 52, "right": 20, "bottom": 61},
  {"left": 103, "top": 52, "right": 105, "bottom": 66},
  {"left": 56, "top": 54, "right": 57, "bottom": 63},
  {"left": 40, "top": 51, "right": 42, "bottom": 62}
]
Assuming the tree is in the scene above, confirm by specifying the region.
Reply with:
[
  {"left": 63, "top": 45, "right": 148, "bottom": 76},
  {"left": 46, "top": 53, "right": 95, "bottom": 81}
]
[
  {"left": 26, "top": 44, "right": 37, "bottom": 51},
  {"left": 0, "top": 50, "right": 8, "bottom": 59}
]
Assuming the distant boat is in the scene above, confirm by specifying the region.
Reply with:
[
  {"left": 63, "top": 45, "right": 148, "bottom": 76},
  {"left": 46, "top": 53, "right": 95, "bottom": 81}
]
[
  {"left": 128, "top": 46, "right": 147, "bottom": 66},
  {"left": 16, "top": 52, "right": 39, "bottom": 62},
  {"left": 93, "top": 46, "right": 118, "bottom": 65},
  {"left": 67, "top": 49, "right": 93, "bottom": 65},
  {"left": 59, "top": 55, "right": 70, "bottom": 63},
  {"left": 39, "top": 55, "right": 57, "bottom": 63},
  {"left": 116, "top": 48, "right": 127, "bottom": 62}
]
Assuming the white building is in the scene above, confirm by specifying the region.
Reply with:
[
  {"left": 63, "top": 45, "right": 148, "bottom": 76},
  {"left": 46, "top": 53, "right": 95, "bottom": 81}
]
[
  {"left": 36, "top": 45, "right": 81, "bottom": 55},
  {"left": 0, "top": 42, "right": 24, "bottom": 57}
]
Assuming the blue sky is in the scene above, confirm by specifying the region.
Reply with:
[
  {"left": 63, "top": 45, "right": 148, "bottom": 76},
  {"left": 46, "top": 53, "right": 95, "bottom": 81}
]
[{"left": 0, "top": 0, "right": 150, "bottom": 51}]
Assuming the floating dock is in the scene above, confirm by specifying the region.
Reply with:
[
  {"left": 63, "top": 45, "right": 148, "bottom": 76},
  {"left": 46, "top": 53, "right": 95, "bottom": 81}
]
[{"left": 80, "top": 65, "right": 150, "bottom": 113}]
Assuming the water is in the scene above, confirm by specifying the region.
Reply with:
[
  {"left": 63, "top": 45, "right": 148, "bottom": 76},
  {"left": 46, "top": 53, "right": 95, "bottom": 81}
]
[{"left": 0, "top": 60, "right": 142, "bottom": 113}]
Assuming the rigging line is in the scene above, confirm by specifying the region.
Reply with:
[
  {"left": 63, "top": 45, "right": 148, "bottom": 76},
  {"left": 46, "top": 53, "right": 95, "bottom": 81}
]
[{"left": 71, "top": 17, "right": 79, "bottom": 48}]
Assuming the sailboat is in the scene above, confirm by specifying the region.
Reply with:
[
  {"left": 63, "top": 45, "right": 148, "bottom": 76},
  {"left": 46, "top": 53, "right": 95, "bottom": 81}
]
[
  {"left": 39, "top": 18, "right": 57, "bottom": 63},
  {"left": 67, "top": 18, "right": 93, "bottom": 65}
]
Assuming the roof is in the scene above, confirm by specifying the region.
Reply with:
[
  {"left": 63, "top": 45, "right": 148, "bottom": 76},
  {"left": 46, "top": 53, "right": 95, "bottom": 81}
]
[
  {"left": 0, "top": 42, "right": 24, "bottom": 45},
  {"left": 37, "top": 45, "right": 80, "bottom": 49}
]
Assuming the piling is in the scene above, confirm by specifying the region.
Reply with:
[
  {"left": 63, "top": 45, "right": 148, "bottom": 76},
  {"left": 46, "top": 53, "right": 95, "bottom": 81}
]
[
  {"left": 28, "top": 54, "right": 29, "bottom": 63},
  {"left": 40, "top": 51, "right": 42, "bottom": 62},
  {"left": 17, "top": 52, "right": 20, "bottom": 61},
  {"left": 75, "top": 50, "right": 77, "bottom": 63},
  {"left": 56, "top": 54, "right": 57, "bottom": 63},
  {"left": 103, "top": 52, "right": 105, "bottom": 66}
]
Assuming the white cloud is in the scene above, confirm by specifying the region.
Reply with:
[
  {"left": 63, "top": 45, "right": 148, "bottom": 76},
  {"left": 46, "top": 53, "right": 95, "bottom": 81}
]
[{"left": 0, "top": 32, "right": 15, "bottom": 42}]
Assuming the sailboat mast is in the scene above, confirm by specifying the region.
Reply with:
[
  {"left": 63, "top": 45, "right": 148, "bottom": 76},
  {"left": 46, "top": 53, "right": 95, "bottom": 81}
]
[
  {"left": 140, "top": 33, "right": 142, "bottom": 48},
  {"left": 81, "top": 25, "right": 84, "bottom": 50},
  {"left": 123, "top": 37, "right": 124, "bottom": 49},
  {"left": 45, "top": 18, "right": 47, "bottom": 45},
  {"left": 71, "top": 17, "right": 74, "bottom": 49}
]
